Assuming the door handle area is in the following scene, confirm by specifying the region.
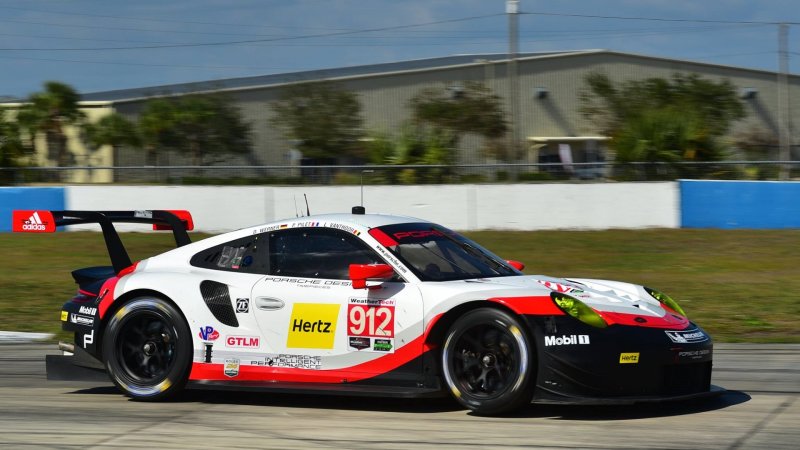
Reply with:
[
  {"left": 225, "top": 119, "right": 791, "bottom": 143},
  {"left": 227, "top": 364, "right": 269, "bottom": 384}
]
[{"left": 255, "top": 297, "right": 285, "bottom": 311}]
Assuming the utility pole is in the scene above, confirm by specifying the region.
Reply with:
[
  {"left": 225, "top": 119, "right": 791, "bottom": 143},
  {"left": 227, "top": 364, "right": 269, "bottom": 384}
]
[
  {"left": 777, "top": 23, "right": 790, "bottom": 180},
  {"left": 506, "top": 0, "right": 520, "bottom": 164}
]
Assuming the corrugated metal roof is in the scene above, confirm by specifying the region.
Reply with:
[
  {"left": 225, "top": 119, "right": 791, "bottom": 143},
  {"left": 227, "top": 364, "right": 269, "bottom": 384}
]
[{"left": 78, "top": 51, "right": 585, "bottom": 102}]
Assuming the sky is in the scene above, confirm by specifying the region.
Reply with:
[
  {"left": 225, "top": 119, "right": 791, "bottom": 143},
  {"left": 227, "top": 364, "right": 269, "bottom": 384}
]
[{"left": 1, "top": 0, "right": 799, "bottom": 99}]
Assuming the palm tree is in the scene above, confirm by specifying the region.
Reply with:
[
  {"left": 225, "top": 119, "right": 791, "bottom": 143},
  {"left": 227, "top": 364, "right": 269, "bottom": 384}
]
[
  {"left": 17, "top": 82, "right": 85, "bottom": 170},
  {"left": 84, "top": 112, "right": 140, "bottom": 181},
  {"left": 138, "top": 98, "right": 179, "bottom": 166}
]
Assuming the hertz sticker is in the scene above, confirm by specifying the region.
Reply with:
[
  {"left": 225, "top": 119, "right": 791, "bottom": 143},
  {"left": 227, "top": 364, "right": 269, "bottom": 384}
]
[
  {"left": 60, "top": 311, "right": 68, "bottom": 321},
  {"left": 287, "top": 303, "right": 340, "bottom": 349},
  {"left": 619, "top": 352, "right": 640, "bottom": 364}
]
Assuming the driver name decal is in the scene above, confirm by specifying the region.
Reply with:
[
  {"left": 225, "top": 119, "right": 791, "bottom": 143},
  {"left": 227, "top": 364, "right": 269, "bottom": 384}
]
[{"left": 286, "top": 303, "right": 339, "bottom": 349}]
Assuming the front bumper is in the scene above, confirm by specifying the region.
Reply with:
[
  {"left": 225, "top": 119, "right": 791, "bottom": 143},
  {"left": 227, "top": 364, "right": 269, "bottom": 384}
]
[{"left": 525, "top": 315, "right": 715, "bottom": 403}]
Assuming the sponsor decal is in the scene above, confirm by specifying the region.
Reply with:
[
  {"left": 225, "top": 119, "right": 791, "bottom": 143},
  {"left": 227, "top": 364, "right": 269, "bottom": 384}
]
[
  {"left": 544, "top": 334, "right": 590, "bottom": 347},
  {"left": 392, "top": 229, "right": 444, "bottom": 241},
  {"left": 235, "top": 298, "right": 249, "bottom": 313},
  {"left": 225, "top": 335, "right": 260, "bottom": 348},
  {"left": 677, "top": 349, "right": 711, "bottom": 360},
  {"left": 70, "top": 314, "right": 94, "bottom": 327},
  {"left": 203, "top": 343, "right": 213, "bottom": 363},
  {"left": 346, "top": 298, "right": 395, "bottom": 353},
  {"left": 347, "top": 298, "right": 395, "bottom": 338},
  {"left": 264, "top": 277, "right": 351, "bottom": 289},
  {"left": 199, "top": 326, "right": 220, "bottom": 341},
  {"left": 249, "top": 354, "right": 322, "bottom": 370},
  {"left": 224, "top": 359, "right": 240, "bottom": 377},
  {"left": 13, "top": 210, "right": 55, "bottom": 233},
  {"left": 619, "top": 352, "right": 640, "bottom": 364},
  {"left": 348, "top": 336, "right": 371, "bottom": 351},
  {"left": 279, "top": 224, "right": 288, "bottom": 229},
  {"left": 78, "top": 306, "right": 97, "bottom": 315},
  {"left": 83, "top": 329, "right": 94, "bottom": 348},
  {"left": 665, "top": 328, "right": 708, "bottom": 344},
  {"left": 373, "top": 338, "right": 393, "bottom": 352},
  {"left": 286, "top": 303, "right": 339, "bottom": 349},
  {"left": 133, "top": 210, "right": 153, "bottom": 219},
  {"left": 537, "top": 280, "right": 582, "bottom": 294},
  {"left": 60, "top": 311, "right": 68, "bottom": 321},
  {"left": 374, "top": 246, "right": 407, "bottom": 273}
]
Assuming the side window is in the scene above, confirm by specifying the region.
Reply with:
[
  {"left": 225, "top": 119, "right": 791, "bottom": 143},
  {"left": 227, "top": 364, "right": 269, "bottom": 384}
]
[
  {"left": 190, "top": 234, "right": 268, "bottom": 274},
  {"left": 269, "top": 228, "right": 382, "bottom": 279}
]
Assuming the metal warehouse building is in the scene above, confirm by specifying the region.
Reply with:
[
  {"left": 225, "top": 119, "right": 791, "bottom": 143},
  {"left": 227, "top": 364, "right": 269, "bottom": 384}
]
[{"left": 11, "top": 49, "right": 800, "bottom": 182}]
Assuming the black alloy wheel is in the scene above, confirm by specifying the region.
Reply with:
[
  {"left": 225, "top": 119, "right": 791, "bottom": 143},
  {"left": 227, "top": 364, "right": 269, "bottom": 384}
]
[
  {"left": 102, "top": 297, "right": 192, "bottom": 401},
  {"left": 441, "top": 308, "right": 536, "bottom": 415}
]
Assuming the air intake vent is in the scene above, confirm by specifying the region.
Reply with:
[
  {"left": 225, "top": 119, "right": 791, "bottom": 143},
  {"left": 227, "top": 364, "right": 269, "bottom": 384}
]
[{"left": 199, "top": 280, "right": 239, "bottom": 327}]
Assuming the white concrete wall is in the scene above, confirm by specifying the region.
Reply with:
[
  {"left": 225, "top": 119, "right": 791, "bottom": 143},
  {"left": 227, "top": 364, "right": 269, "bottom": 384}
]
[{"left": 65, "top": 182, "right": 679, "bottom": 233}]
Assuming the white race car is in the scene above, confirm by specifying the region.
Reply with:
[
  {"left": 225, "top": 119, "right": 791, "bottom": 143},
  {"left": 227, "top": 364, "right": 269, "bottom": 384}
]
[{"left": 13, "top": 208, "right": 717, "bottom": 415}]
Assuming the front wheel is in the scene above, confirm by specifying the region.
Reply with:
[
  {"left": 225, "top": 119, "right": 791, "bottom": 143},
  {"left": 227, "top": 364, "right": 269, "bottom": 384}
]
[
  {"left": 102, "top": 297, "right": 192, "bottom": 401},
  {"left": 441, "top": 308, "right": 536, "bottom": 415}
]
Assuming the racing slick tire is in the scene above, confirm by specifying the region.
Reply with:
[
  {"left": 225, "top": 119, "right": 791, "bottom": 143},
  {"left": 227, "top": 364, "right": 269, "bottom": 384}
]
[
  {"left": 102, "top": 297, "right": 193, "bottom": 401},
  {"left": 441, "top": 308, "right": 536, "bottom": 415}
]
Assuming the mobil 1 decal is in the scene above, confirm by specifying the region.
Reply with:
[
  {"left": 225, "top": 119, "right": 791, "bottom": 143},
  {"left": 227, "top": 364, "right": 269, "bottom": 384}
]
[{"left": 347, "top": 298, "right": 395, "bottom": 353}]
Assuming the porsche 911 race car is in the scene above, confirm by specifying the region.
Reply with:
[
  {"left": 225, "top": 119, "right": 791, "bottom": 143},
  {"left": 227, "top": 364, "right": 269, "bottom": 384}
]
[{"left": 13, "top": 208, "right": 717, "bottom": 415}]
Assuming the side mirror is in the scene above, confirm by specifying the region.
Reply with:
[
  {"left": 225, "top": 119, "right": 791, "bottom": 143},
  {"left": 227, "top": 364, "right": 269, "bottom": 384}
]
[
  {"left": 349, "top": 263, "right": 394, "bottom": 289},
  {"left": 507, "top": 260, "right": 525, "bottom": 271}
]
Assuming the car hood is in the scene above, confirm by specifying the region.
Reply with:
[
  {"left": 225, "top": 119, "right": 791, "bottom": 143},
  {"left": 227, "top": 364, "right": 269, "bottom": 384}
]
[{"left": 433, "top": 275, "right": 673, "bottom": 319}]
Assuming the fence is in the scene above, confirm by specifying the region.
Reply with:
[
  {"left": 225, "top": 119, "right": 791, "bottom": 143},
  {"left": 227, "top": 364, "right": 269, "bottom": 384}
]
[{"left": 1, "top": 161, "right": 800, "bottom": 186}]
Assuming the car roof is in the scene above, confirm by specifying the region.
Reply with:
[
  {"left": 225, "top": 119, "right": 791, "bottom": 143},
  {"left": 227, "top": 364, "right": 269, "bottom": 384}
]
[{"left": 274, "top": 212, "right": 427, "bottom": 229}]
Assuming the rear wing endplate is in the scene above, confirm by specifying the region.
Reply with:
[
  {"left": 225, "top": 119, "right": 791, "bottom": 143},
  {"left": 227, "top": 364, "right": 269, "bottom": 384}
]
[{"left": 11, "top": 210, "right": 194, "bottom": 274}]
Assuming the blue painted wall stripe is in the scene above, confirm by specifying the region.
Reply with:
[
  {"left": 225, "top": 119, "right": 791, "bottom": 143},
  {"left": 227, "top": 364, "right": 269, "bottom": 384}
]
[
  {"left": 680, "top": 180, "right": 800, "bottom": 229},
  {"left": 0, "top": 187, "right": 66, "bottom": 232}
]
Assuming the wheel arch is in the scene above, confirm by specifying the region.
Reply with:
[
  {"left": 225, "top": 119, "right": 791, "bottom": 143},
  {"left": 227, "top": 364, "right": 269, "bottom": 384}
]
[
  {"left": 98, "top": 288, "right": 186, "bottom": 350},
  {"left": 426, "top": 299, "right": 538, "bottom": 350}
]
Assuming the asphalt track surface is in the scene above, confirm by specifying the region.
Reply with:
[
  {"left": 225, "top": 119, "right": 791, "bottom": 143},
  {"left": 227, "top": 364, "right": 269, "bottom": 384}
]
[{"left": 0, "top": 344, "right": 798, "bottom": 449}]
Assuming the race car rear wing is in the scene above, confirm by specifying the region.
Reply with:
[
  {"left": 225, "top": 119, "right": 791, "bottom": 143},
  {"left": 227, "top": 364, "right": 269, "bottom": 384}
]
[{"left": 11, "top": 210, "right": 194, "bottom": 274}]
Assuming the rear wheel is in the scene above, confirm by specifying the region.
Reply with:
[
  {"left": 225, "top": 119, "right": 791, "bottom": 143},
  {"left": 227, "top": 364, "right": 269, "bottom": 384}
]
[
  {"left": 441, "top": 308, "right": 536, "bottom": 415},
  {"left": 102, "top": 297, "right": 192, "bottom": 401}
]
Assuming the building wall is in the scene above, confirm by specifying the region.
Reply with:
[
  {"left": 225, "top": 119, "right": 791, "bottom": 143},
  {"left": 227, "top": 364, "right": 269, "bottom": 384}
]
[{"left": 81, "top": 51, "right": 800, "bottom": 168}]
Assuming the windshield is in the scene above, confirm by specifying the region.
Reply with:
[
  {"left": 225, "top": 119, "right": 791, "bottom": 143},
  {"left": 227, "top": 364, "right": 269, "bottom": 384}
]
[{"left": 372, "top": 223, "right": 521, "bottom": 281}]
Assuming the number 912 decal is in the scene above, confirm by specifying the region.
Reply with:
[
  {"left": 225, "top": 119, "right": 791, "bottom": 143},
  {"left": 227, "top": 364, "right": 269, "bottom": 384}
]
[{"left": 347, "top": 298, "right": 395, "bottom": 353}]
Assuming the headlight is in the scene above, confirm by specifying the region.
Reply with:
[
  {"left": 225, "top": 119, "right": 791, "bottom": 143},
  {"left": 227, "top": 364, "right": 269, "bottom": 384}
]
[
  {"left": 551, "top": 293, "right": 607, "bottom": 328},
  {"left": 645, "top": 287, "right": 686, "bottom": 316}
]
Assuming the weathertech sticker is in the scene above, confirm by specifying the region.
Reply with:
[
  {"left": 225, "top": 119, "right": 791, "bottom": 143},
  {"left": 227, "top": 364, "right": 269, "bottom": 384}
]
[
  {"left": 619, "top": 352, "right": 640, "bottom": 364},
  {"left": 286, "top": 303, "right": 339, "bottom": 349},
  {"left": 346, "top": 298, "right": 395, "bottom": 353}
]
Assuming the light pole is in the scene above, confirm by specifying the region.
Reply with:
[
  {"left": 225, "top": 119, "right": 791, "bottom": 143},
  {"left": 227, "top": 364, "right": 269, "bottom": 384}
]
[{"left": 506, "top": 1, "right": 520, "bottom": 167}]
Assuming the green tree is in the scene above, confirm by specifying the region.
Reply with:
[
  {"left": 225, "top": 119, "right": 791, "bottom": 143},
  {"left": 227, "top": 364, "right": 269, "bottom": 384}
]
[
  {"left": 138, "top": 98, "right": 179, "bottom": 165},
  {"left": 138, "top": 95, "right": 251, "bottom": 166},
  {"left": 84, "top": 112, "right": 140, "bottom": 165},
  {"left": 409, "top": 81, "right": 507, "bottom": 160},
  {"left": 0, "top": 110, "right": 28, "bottom": 184},
  {"left": 270, "top": 81, "right": 364, "bottom": 161},
  {"left": 581, "top": 72, "right": 746, "bottom": 177},
  {"left": 582, "top": 72, "right": 745, "bottom": 136},
  {"left": 365, "top": 125, "right": 457, "bottom": 184},
  {"left": 16, "top": 81, "right": 86, "bottom": 168}
]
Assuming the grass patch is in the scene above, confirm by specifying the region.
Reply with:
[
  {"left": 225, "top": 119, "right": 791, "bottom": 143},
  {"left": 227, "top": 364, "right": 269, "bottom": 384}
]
[{"left": 1, "top": 229, "right": 799, "bottom": 343}]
